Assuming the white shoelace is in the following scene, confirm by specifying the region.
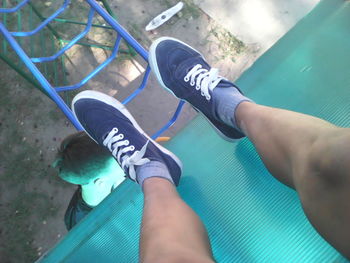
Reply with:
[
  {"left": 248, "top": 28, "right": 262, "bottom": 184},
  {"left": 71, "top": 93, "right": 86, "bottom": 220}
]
[
  {"left": 183, "top": 64, "right": 224, "bottom": 101},
  {"left": 103, "top": 128, "right": 150, "bottom": 181}
]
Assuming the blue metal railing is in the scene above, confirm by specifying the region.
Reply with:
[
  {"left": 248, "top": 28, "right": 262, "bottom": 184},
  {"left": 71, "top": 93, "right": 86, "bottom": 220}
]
[
  {"left": 0, "top": 0, "right": 29, "bottom": 13},
  {"left": 122, "top": 66, "right": 151, "bottom": 105},
  {"left": 151, "top": 100, "right": 186, "bottom": 140},
  {"left": 31, "top": 9, "right": 95, "bottom": 63},
  {"left": 85, "top": 0, "right": 148, "bottom": 60},
  {"left": 12, "top": 0, "right": 71, "bottom": 37},
  {"left": 0, "top": 21, "right": 82, "bottom": 129},
  {"left": 55, "top": 34, "right": 122, "bottom": 92},
  {"left": 0, "top": 0, "right": 185, "bottom": 138}
]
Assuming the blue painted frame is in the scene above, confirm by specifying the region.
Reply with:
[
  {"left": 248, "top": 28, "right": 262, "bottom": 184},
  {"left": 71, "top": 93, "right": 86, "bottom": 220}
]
[
  {"left": 0, "top": 0, "right": 30, "bottom": 13},
  {"left": 0, "top": 0, "right": 185, "bottom": 138},
  {"left": 55, "top": 34, "right": 123, "bottom": 92},
  {"left": 31, "top": 8, "right": 96, "bottom": 63},
  {"left": 12, "top": 0, "right": 71, "bottom": 37}
]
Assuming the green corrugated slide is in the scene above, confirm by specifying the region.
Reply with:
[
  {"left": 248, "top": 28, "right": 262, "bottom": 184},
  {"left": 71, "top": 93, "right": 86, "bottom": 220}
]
[{"left": 41, "top": 0, "right": 350, "bottom": 262}]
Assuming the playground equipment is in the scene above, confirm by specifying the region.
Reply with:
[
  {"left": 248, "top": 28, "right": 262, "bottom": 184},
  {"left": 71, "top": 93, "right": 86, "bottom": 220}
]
[
  {"left": 1, "top": 0, "right": 350, "bottom": 262},
  {"left": 0, "top": 0, "right": 185, "bottom": 139}
]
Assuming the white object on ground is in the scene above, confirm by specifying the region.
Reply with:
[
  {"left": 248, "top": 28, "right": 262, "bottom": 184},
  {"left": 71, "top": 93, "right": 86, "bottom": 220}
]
[{"left": 145, "top": 2, "right": 184, "bottom": 31}]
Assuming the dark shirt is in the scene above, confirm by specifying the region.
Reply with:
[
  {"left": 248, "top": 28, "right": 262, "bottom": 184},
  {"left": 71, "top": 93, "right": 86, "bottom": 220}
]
[{"left": 64, "top": 187, "right": 93, "bottom": 230}]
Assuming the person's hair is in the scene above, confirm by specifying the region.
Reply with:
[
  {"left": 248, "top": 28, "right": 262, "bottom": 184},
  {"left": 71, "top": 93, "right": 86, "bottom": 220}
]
[{"left": 54, "top": 131, "right": 112, "bottom": 185}]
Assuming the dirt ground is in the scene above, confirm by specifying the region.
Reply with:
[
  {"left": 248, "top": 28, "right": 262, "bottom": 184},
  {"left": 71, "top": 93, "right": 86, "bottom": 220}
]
[{"left": 0, "top": 0, "right": 260, "bottom": 262}]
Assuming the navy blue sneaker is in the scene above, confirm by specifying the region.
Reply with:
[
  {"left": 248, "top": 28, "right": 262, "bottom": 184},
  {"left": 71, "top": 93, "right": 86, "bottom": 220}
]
[
  {"left": 72, "top": 90, "right": 182, "bottom": 186},
  {"left": 149, "top": 37, "right": 246, "bottom": 141}
]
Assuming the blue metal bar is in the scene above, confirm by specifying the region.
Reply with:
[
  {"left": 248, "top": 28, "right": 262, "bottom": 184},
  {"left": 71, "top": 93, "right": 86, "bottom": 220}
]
[
  {"left": 55, "top": 35, "right": 122, "bottom": 92},
  {"left": 151, "top": 100, "right": 186, "bottom": 139},
  {"left": 123, "top": 66, "right": 151, "bottom": 105},
  {"left": 48, "top": 16, "right": 114, "bottom": 30},
  {"left": 83, "top": 0, "right": 186, "bottom": 137},
  {"left": 0, "top": 22, "right": 83, "bottom": 130},
  {"left": 11, "top": 0, "right": 70, "bottom": 37},
  {"left": 31, "top": 8, "right": 95, "bottom": 63},
  {"left": 0, "top": 0, "right": 29, "bottom": 13},
  {"left": 85, "top": 0, "right": 148, "bottom": 61},
  {"left": 1, "top": 0, "right": 185, "bottom": 137}
]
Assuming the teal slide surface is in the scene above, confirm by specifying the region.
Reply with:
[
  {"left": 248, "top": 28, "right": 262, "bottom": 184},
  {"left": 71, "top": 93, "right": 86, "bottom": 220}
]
[{"left": 41, "top": 0, "right": 350, "bottom": 262}]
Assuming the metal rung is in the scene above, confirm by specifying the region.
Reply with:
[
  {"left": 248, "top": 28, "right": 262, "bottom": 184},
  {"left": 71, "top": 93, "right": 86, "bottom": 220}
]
[
  {"left": 122, "top": 66, "right": 151, "bottom": 105},
  {"left": 0, "top": 0, "right": 186, "bottom": 138},
  {"left": 151, "top": 100, "right": 186, "bottom": 140},
  {"left": 0, "top": 21, "right": 83, "bottom": 130},
  {"left": 11, "top": 0, "right": 70, "bottom": 37},
  {"left": 55, "top": 34, "right": 122, "bottom": 92},
  {"left": 85, "top": 0, "right": 148, "bottom": 60},
  {"left": 0, "top": 0, "right": 29, "bottom": 13},
  {"left": 31, "top": 8, "right": 95, "bottom": 63}
]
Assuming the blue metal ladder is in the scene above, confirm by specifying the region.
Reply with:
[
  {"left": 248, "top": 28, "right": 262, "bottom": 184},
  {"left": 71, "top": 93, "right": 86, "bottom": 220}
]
[{"left": 0, "top": 0, "right": 185, "bottom": 139}]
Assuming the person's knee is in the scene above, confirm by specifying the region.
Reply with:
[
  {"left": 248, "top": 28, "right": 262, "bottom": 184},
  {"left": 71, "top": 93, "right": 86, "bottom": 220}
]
[
  {"left": 286, "top": 127, "right": 350, "bottom": 190},
  {"left": 290, "top": 128, "right": 350, "bottom": 259},
  {"left": 295, "top": 127, "right": 350, "bottom": 186}
]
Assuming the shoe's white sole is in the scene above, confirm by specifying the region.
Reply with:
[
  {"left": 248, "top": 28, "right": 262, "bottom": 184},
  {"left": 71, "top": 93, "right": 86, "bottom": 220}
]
[
  {"left": 149, "top": 37, "right": 238, "bottom": 142},
  {"left": 71, "top": 90, "right": 183, "bottom": 173}
]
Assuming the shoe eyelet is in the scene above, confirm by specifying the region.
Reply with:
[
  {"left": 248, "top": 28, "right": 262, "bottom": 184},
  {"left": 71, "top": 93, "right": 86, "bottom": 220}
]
[
  {"left": 119, "top": 134, "right": 124, "bottom": 139},
  {"left": 125, "top": 139, "right": 129, "bottom": 145},
  {"left": 201, "top": 92, "right": 205, "bottom": 96},
  {"left": 206, "top": 95, "right": 211, "bottom": 101},
  {"left": 195, "top": 85, "right": 200, "bottom": 90},
  {"left": 184, "top": 76, "right": 189, "bottom": 82},
  {"left": 190, "top": 81, "right": 195, "bottom": 86},
  {"left": 113, "top": 128, "right": 118, "bottom": 132},
  {"left": 130, "top": 146, "right": 135, "bottom": 151}
]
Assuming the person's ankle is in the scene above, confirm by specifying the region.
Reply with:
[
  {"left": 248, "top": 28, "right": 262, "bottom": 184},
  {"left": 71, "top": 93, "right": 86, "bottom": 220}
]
[
  {"left": 213, "top": 85, "right": 253, "bottom": 132},
  {"left": 234, "top": 101, "right": 255, "bottom": 134},
  {"left": 136, "top": 161, "right": 174, "bottom": 189}
]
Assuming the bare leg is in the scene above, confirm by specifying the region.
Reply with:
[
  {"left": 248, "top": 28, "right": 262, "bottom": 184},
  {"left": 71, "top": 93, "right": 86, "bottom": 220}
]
[
  {"left": 236, "top": 102, "right": 350, "bottom": 258},
  {"left": 140, "top": 178, "right": 214, "bottom": 263}
]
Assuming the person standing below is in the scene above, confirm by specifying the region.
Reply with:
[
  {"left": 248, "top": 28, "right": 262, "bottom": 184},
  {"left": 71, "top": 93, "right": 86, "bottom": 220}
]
[{"left": 54, "top": 132, "right": 124, "bottom": 230}]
